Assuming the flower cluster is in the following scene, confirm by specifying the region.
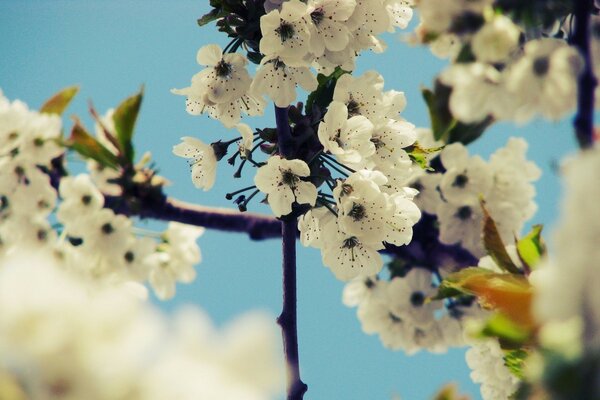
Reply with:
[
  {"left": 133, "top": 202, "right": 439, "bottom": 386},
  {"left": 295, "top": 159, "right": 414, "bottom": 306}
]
[
  {"left": 414, "top": 1, "right": 584, "bottom": 124},
  {"left": 342, "top": 267, "right": 489, "bottom": 353},
  {"left": 174, "top": 0, "right": 415, "bottom": 126},
  {"left": 410, "top": 137, "right": 540, "bottom": 258},
  {"left": 0, "top": 91, "right": 204, "bottom": 301},
  {"left": 0, "top": 253, "right": 284, "bottom": 400}
]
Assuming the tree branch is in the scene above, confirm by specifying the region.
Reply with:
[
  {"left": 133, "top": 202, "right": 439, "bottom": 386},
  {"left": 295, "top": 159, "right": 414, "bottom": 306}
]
[
  {"left": 132, "top": 198, "right": 282, "bottom": 240},
  {"left": 275, "top": 105, "right": 308, "bottom": 400},
  {"left": 572, "top": 0, "right": 597, "bottom": 149}
]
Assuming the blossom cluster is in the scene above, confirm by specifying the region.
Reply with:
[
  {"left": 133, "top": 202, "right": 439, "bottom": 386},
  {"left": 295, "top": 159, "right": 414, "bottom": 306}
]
[
  {"left": 414, "top": 1, "right": 584, "bottom": 124},
  {"left": 173, "top": 0, "right": 414, "bottom": 127},
  {"left": 0, "top": 91, "right": 204, "bottom": 301},
  {"left": 411, "top": 137, "right": 540, "bottom": 258},
  {"left": 0, "top": 253, "right": 284, "bottom": 400}
]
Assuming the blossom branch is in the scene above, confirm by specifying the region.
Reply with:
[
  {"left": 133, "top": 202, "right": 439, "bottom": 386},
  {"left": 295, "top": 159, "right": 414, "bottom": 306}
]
[
  {"left": 573, "top": 0, "right": 597, "bottom": 149},
  {"left": 275, "top": 105, "right": 308, "bottom": 400},
  {"left": 129, "top": 198, "right": 282, "bottom": 240}
]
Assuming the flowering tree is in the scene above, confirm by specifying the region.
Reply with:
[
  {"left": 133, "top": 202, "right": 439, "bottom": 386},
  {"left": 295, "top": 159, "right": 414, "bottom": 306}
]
[{"left": 0, "top": 0, "right": 599, "bottom": 399}]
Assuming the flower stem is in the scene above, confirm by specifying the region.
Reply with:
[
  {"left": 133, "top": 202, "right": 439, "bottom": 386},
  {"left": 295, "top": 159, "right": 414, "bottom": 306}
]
[
  {"left": 275, "top": 105, "right": 308, "bottom": 400},
  {"left": 572, "top": 0, "right": 597, "bottom": 149}
]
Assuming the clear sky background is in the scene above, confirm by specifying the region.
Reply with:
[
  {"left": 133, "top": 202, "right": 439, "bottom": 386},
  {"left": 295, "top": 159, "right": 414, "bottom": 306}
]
[{"left": 0, "top": 1, "right": 577, "bottom": 399}]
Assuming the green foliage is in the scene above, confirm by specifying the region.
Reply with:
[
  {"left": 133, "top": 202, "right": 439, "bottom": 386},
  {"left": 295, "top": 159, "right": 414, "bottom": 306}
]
[
  {"left": 305, "top": 67, "right": 348, "bottom": 115},
  {"left": 479, "top": 314, "right": 531, "bottom": 349},
  {"left": 198, "top": 8, "right": 228, "bottom": 26},
  {"left": 504, "top": 349, "right": 529, "bottom": 379},
  {"left": 40, "top": 86, "right": 79, "bottom": 116},
  {"left": 112, "top": 87, "right": 143, "bottom": 164},
  {"left": 67, "top": 119, "right": 120, "bottom": 169},
  {"left": 421, "top": 81, "right": 493, "bottom": 145},
  {"left": 406, "top": 142, "right": 444, "bottom": 171},
  {"left": 516, "top": 225, "right": 546, "bottom": 272},
  {"left": 481, "top": 201, "right": 523, "bottom": 274}
]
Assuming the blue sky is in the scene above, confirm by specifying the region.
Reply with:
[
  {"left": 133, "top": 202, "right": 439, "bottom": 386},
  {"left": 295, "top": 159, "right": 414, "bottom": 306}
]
[{"left": 0, "top": 1, "right": 577, "bottom": 399}]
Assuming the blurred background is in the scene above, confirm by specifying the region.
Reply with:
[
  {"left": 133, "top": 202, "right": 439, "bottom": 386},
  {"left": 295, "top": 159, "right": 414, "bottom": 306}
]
[{"left": 0, "top": 1, "right": 577, "bottom": 398}]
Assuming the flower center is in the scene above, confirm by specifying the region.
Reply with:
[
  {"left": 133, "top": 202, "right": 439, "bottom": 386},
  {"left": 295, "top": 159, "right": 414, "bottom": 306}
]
[
  {"left": 214, "top": 59, "right": 232, "bottom": 77},
  {"left": 124, "top": 251, "right": 135, "bottom": 263},
  {"left": 370, "top": 136, "right": 384, "bottom": 150},
  {"left": 452, "top": 173, "right": 469, "bottom": 188},
  {"left": 347, "top": 98, "right": 360, "bottom": 117},
  {"left": 311, "top": 8, "right": 325, "bottom": 26},
  {"left": 342, "top": 236, "right": 359, "bottom": 249},
  {"left": 410, "top": 291, "right": 425, "bottom": 307},
  {"left": 101, "top": 222, "right": 115, "bottom": 234},
  {"left": 281, "top": 170, "right": 299, "bottom": 186},
  {"left": 275, "top": 21, "right": 295, "bottom": 42},
  {"left": 348, "top": 202, "right": 366, "bottom": 221},
  {"left": 533, "top": 57, "right": 550, "bottom": 77},
  {"left": 455, "top": 205, "right": 472, "bottom": 220}
]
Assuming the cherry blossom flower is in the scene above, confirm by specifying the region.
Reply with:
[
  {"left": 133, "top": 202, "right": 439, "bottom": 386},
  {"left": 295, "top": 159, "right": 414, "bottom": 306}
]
[
  {"left": 173, "top": 136, "right": 218, "bottom": 191},
  {"left": 254, "top": 156, "right": 318, "bottom": 217}
]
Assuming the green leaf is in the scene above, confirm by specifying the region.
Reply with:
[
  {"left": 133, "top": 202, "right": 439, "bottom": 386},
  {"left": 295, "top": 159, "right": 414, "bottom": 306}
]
[
  {"left": 516, "top": 224, "right": 546, "bottom": 271},
  {"left": 40, "top": 86, "right": 79, "bottom": 115},
  {"left": 67, "top": 119, "right": 119, "bottom": 169},
  {"left": 421, "top": 84, "right": 456, "bottom": 142},
  {"left": 305, "top": 67, "right": 348, "bottom": 114},
  {"left": 479, "top": 314, "right": 531, "bottom": 349},
  {"left": 407, "top": 142, "right": 444, "bottom": 170},
  {"left": 112, "top": 87, "right": 143, "bottom": 163},
  {"left": 421, "top": 80, "right": 494, "bottom": 145},
  {"left": 503, "top": 349, "right": 529, "bottom": 379},
  {"left": 481, "top": 200, "right": 522, "bottom": 274},
  {"left": 197, "top": 8, "right": 227, "bottom": 26}
]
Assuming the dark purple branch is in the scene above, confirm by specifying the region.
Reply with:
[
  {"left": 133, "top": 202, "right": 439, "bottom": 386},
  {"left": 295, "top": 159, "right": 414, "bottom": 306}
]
[
  {"left": 132, "top": 198, "right": 281, "bottom": 240},
  {"left": 275, "top": 105, "right": 307, "bottom": 400},
  {"left": 277, "top": 219, "right": 307, "bottom": 400},
  {"left": 572, "top": 0, "right": 597, "bottom": 149},
  {"left": 275, "top": 105, "right": 295, "bottom": 158}
]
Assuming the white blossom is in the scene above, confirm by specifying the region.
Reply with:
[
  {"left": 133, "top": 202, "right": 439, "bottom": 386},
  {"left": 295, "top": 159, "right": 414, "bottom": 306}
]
[
  {"left": 471, "top": 15, "right": 520, "bottom": 64},
  {"left": 250, "top": 55, "right": 317, "bottom": 107},
  {"left": 506, "top": 38, "right": 584, "bottom": 123},
  {"left": 260, "top": 0, "right": 313, "bottom": 66},
  {"left": 172, "top": 45, "right": 265, "bottom": 127},
  {"left": 173, "top": 136, "right": 218, "bottom": 191},
  {"left": 254, "top": 156, "right": 317, "bottom": 217}
]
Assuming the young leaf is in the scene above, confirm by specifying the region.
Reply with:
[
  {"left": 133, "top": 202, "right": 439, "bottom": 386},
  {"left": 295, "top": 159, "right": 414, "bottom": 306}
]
[
  {"left": 112, "top": 87, "right": 143, "bottom": 163},
  {"left": 421, "top": 84, "right": 456, "bottom": 142},
  {"left": 305, "top": 67, "right": 347, "bottom": 114},
  {"left": 67, "top": 119, "right": 119, "bottom": 169},
  {"left": 479, "top": 314, "right": 532, "bottom": 348},
  {"left": 481, "top": 200, "right": 522, "bottom": 274},
  {"left": 440, "top": 267, "right": 534, "bottom": 327},
  {"left": 516, "top": 224, "right": 546, "bottom": 271},
  {"left": 40, "top": 86, "right": 79, "bottom": 115},
  {"left": 406, "top": 142, "right": 444, "bottom": 170},
  {"left": 503, "top": 349, "right": 529, "bottom": 379},
  {"left": 197, "top": 8, "right": 227, "bottom": 26}
]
